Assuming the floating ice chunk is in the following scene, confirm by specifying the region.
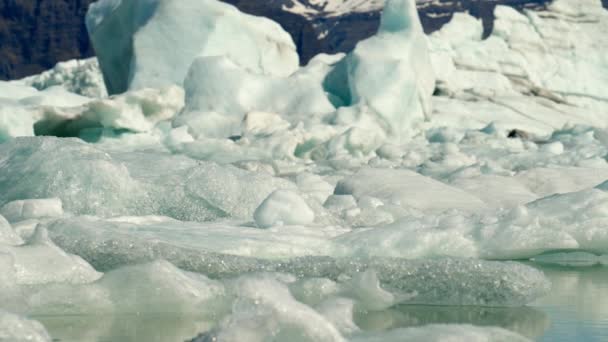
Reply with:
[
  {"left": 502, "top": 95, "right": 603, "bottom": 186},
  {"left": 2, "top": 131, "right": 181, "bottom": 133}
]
[
  {"left": 200, "top": 274, "right": 346, "bottom": 342},
  {"left": 289, "top": 277, "right": 340, "bottom": 307},
  {"left": 0, "top": 215, "right": 23, "bottom": 246},
  {"left": 315, "top": 298, "right": 359, "bottom": 335},
  {"left": 87, "top": 0, "right": 299, "bottom": 94},
  {"left": 254, "top": 190, "right": 315, "bottom": 228},
  {"left": 0, "top": 310, "right": 51, "bottom": 342},
  {"left": 324, "top": 0, "right": 435, "bottom": 138},
  {"left": 25, "top": 260, "right": 225, "bottom": 317},
  {"left": 46, "top": 216, "right": 337, "bottom": 262},
  {"left": 0, "top": 198, "right": 63, "bottom": 223},
  {"left": 96, "top": 260, "right": 225, "bottom": 314},
  {"left": 335, "top": 168, "right": 485, "bottom": 212},
  {"left": 351, "top": 324, "right": 531, "bottom": 342},
  {"left": 42, "top": 218, "right": 550, "bottom": 307},
  {"left": 2, "top": 227, "right": 102, "bottom": 285},
  {"left": 345, "top": 269, "right": 396, "bottom": 311}
]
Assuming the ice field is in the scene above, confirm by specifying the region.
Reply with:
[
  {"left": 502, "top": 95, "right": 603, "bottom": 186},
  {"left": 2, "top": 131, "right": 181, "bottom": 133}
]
[{"left": 1, "top": 0, "right": 608, "bottom": 341}]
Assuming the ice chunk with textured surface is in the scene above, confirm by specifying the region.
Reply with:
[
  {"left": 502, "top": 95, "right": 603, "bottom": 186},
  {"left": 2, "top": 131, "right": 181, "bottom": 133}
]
[
  {"left": 335, "top": 168, "right": 485, "bottom": 212},
  {"left": 202, "top": 274, "right": 345, "bottom": 342},
  {"left": 0, "top": 137, "right": 147, "bottom": 217},
  {"left": 24, "top": 260, "right": 225, "bottom": 317},
  {"left": 86, "top": 0, "right": 299, "bottom": 94},
  {"left": 43, "top": 218, "right": 549, "bottom": 306},
  {"left": 254, "top": 190, "right": 315, "bottom": 228},
  {"left": 2, "top": 227, "right": 101, "bottom": 285}
]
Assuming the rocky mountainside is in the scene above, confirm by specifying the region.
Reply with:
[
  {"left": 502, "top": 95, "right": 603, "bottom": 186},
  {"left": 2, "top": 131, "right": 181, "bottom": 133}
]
[{"left": 0, "top": 0, "right": 600, "bottom": 80}]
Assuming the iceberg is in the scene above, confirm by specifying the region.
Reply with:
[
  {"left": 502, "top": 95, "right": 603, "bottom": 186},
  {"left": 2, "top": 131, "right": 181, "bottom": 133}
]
[
  {"left": 86, "top": 0, "right": 299, "bottom": 94},
  {"left": 324, "top": 0, "right": 435, "bottom": 139}
]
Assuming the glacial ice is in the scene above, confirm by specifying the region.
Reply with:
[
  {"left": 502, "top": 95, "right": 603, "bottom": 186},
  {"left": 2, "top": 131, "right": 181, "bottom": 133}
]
[
  {"left": 86, "top": 0, "right": 299, "bottom": 94},
  {"left": 2, "top": 0, "right": 608, "bottom": 340},
  {"left": 427, "top": 0, "right": 608, "bottom": 135},
  {"left": 254, "top": 189, "right": 316, "bottom": 228},
  {"left": 324, "top": 0, "right": 435, "bottom": 139}
]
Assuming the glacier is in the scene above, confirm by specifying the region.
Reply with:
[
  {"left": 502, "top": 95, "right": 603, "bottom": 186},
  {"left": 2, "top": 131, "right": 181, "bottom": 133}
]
[{"left": 1, "top": 0, "right": 608, "bottom": 340}]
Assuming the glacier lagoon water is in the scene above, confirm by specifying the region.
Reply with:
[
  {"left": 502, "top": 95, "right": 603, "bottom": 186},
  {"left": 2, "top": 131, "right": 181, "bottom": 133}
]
[{"left": 29, "top": 265, "right": 608, "bottom": 342}]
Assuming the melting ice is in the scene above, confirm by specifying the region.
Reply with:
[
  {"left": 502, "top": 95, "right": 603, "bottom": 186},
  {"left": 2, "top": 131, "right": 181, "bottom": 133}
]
[{"left": 1, "top": 0, "right": 608, "bottom": 340}]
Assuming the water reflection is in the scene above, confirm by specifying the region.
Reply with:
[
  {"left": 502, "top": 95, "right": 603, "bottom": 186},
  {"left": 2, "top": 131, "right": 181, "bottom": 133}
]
[
  {"left": 34, "top": 314, "right": 214, "bottom": 342},
  {"left": 355, "top": 305, "right": 549, "bottom": 339},
  {"left": 530, "top": 264, "right": 608, "bottom": 342}
]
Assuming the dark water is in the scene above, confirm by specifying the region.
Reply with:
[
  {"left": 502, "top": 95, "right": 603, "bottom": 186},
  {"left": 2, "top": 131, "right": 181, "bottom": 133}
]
[{"left": 35, "top": 264, "right": 608, "bottom": 341}]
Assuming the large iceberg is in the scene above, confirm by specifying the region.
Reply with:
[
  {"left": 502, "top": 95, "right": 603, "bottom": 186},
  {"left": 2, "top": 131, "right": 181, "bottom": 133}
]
[
  {"left": 324, "top": 0, "right": 435, "bottom": 139},
  {"left": 86, "top": 0, "right": 300, "bottom": 94}
]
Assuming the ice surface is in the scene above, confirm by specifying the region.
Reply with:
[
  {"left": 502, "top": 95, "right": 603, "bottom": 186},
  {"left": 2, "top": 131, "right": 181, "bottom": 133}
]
[
  {"left": 0, "top": 137, "right": 296, "bottom": 220},
  {"left": 0, "top": 137, "right": 148, "bottom": 217},
  {"left": 254, "top": 190, "right": 316, "bottom": 228},
  {"left": 335, "top": 167, "right": 486, "bottom": 212},
  {"left": 43, "top": 217, "right": 549, "bottom": 307},
  {"left": 87, "top": 0, "right": 299, "bottom": 94},
  {"left": 3, "top": 0, "right": 608, "bottom": 339},
  {"left": 1, "top": 227, "right": 102, "bottom": 285}
]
